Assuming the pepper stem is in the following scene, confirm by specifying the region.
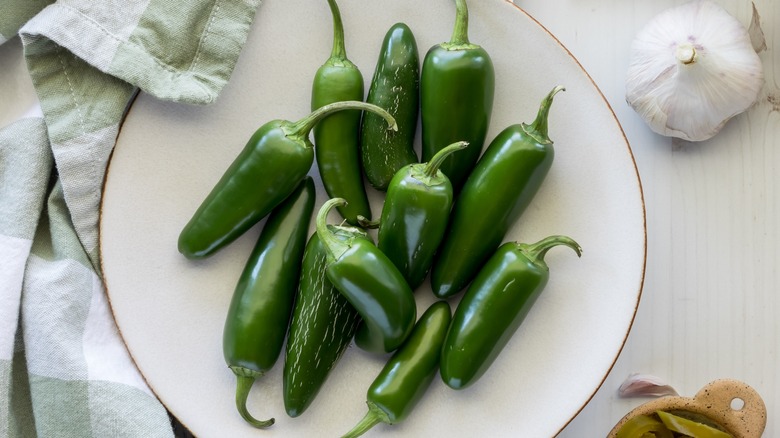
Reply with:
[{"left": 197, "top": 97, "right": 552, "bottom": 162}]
[
  {"left": 327, "top": 0, "right": 347, "bottom": 60},
  {"left": 521, "top": 85, "right": 565, "bottom": 145},
  {"left": 356, "top": 215, "right": 380, "bottom": 229},
  {"left": 520, "top": 235, "right": 582, "bottom": 268},
  {"left": 230, "top": 366, "right": 274, "bottom": 428},
  {"left": 317, "top": 198, "right": 352, "bottom": 262},
  {"left": 340, "top": 403, "right": 388, "bottom": 438},
  {"left": 287, "top": 101, "right": 397, "bottom": 139},
  {"left": 423, "top": 141, "right": 469, "bottom": 178},
  {"left": 449, "top": 0, "right": 470, "bottom": 45}
]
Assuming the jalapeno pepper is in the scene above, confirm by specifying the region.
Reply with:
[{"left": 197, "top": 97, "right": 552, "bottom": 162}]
[
  {"left": 431, "top": 86, "right": 564, "bottom": 298},
  {"left": 374, "top": 141, "right": 467, "bottom": 289},
  {"left": 341, "top": 301, "right": 452, "bottom": 438},
  {"left": 222, "top": 177, "right": 315, "bottom": 428},
  {"left": 420, "top": 0, "right": 495, "bottom": 192},
  {"left": 317, "top": 198, "right": 417, "bottom": 354},
  {"left": 312, "top": 0, "right": 370, "bottom": 224},
  {"left": 440, "top": 235, "right": 581, "bottom": 389},
  {"left": 361, "top": 22, "right": 420, "bottom": 191},
  {"left": 283, "top": 227, "right": 366, "bottom": 418},
  {"left": 178, "top": 101, "right": 396, "bottom": 259},
  {"left": 615, "top": 415, "right": 674, "bottom": 438}
]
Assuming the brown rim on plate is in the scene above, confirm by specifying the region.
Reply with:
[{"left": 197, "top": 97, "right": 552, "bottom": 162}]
[
  {"left": 507, "top": 1, "right": 647, "bottom": 434},
  {"left": 99, "top": 0, "right": 648, "bottom": 436}
]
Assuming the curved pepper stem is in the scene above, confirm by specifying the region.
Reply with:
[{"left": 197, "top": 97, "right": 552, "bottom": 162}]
[
  {"left": 327, "top": 0, "right": 347, "bottom": 60},
  {"left": 287, "top": 101, "right": 397, "bottom": 140},
  {"left": 449, "top": 0, "right": 470, "bottom": 46},
  {"left": 520, "top": 235, "right": 582, "bottom": 269},
  {"left": 230, "top": 366, "right": 274, "bottom": 428},
  {"left": 521, "top": 85, "right": 565, "bottom": 145},
  {"left": 423, "top": 141, "right": 469, "bottom": 178},
  {"left": 316, "top": 198, "right": 353, "bottom": 262},
  {"left": 356, "top": 215, "right": 380, "bottom": 229},
  {"left": 340, "top": 402, "right": 388, "bottom": 438}
]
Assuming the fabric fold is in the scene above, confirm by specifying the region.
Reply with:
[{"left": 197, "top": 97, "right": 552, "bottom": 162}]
[
  {"left": 0, "top": 0, "right": 52, "bottom": 42},
  {"left": 0, "top": 117, "right": 52, "bottom": 438},
  {"left": 21, "top": 0, "right": 261, "bottom": 105},
  {"left": 1, "top": 0, "right": 264, "bottom": 435}
]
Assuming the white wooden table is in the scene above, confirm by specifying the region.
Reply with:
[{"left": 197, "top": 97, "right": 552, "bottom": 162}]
[{"left": 512, "top": 1, "right": 779, "bottom": 436}]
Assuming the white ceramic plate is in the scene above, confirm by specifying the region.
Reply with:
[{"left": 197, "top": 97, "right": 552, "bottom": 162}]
[{"left": 100, "top": 0, "right": 646, "bottom": 436}]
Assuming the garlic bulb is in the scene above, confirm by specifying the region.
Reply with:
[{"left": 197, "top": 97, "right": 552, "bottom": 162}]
[{"left": 626, "top": 0, "right": 764, "bottom": 142}]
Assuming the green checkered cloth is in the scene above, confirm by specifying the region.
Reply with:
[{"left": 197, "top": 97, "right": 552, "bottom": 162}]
[{"left": 1, "top": 1, "right": 260, "bottom": 436}]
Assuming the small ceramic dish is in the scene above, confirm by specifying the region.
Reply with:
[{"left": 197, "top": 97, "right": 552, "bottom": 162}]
[{"left": 608, "top": 379, "right": 767, "bottom": 437}]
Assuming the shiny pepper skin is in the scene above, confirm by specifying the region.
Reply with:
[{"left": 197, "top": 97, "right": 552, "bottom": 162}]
[
  {"left": 312, "top": 0, "right": 370, "bottom": 225},
  {"left": 222, "top": 177, "right": 315, "bottom": 428},
  {"left": 361, "top": 22, "right": 420, "bottom": 191},
  {"left": 316, "top": 198, "right": 417, "bottom": 355},
  {"left": 283, "top": 227, "right": 366, "bottom": 418},
  {"left": 341, "top": 301, "right": 452, "bottom": 438},
  {"left": 440, "top": 235, "right": 581, "bottom": 390},
  {"left": 420, "top": 0, "right": 495, "bottom": 192},
  {"left": 375, "top": 141, "right": 467, "bottom": 289},
  {"left": 431, "top": 86, "right": 565, "bottom": 298},
  {"left": 178, "top": 100, "right": 396, "bottom": 260}
]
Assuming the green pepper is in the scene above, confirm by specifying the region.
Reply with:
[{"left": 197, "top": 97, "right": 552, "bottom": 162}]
[
  {"left": 431, "top": 86, "right": 564, "bottom": 298},
  {"left": 656, "top": 411, "right": 733, "bottom": 437},
  {"left": 441, "top": 235, "right": 581, "bottom": 389},
  {"left": 420, "top": 0, "right": 495, "bottom": 192},
  {"left": 615, "top": 415, "right": 674, "bottom": 438},
  {"left": 374, "top": 141, "right": 467, "bottom": 289},
  {"left": 317, "top": 198, "right": 417, "bottom": 354},
  {"left": 341, "top": 301, "right": 452, "bottom": 438},
  {"left": 178, "top": 100, "right": 396, "bottom": 259},
  {"left": 361, "top": 22, "right": 420, "bottom": 191},
  {"left": 283, "top": 227, "right": 366, "bottom": 418},
  {"left": 222, "top": 177, "right": 315, "bottom": 428},
  {"left": 312, "top": 0, "right": 369, "bottom": 225}
]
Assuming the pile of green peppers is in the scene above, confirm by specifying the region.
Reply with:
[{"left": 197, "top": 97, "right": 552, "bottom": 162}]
[{"left": 177, "top": 0, "right": 583, "bottom": 434}]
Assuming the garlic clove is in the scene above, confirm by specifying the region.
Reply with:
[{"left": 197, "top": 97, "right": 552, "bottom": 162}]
[
  {"left": 618, "top": 373, "right": 679, "bottom": 398},
  {"left": 626, "top": 0, "right": 764, "bottom": 142}
]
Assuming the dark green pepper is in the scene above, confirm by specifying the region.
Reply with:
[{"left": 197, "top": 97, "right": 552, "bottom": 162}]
[
  {"left": 420, "top": 0, "right": 495, "bottom": 192},
  {"left": 375, "top": 141, "right": 467, "bottom": 289},
  {"left": 222, "top": 177, "right": 316, "bottom": 428},
  {"left": 440, "top": 235, "right": 581, "bottom": 389},
  {"left": 178, "top": 100, "right": 396, "bottom": 259},
  {"left": 341, "top": 301, "right": 452, "bottom": 438},
  {"left": 361, "top": 22, "right": 420, "bottom": 191},
  {"left": 283, "top": 227, "right": 366, "bottom": 418},
  {"left": 317, "top": 198, "right": 417, "bottom": 354},
  {"left": 431, "top": 86, "right": 564, "bottom": 298},
  {"left": 312, "top": 0, "right": 369, "bottom": 224}
]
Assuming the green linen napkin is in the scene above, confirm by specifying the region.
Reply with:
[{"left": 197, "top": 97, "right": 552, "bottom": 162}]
[{"left": 0, "top": 0, "right": 260, "bottom": 436}]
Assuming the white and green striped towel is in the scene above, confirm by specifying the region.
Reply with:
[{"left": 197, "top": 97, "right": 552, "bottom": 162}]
[{"left": 1, "top": 1, "right": 260, "bottom": 436}]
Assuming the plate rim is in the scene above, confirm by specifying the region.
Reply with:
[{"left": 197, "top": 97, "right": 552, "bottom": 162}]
[
  {"left": 508, "top": 1, "right": 648, "bottom": 434},
  {"left": 98, "top": 1, "right": 648, "bottom": 436}
]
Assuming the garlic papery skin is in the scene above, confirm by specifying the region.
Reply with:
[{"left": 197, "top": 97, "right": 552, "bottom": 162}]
[
  {"left": 618, "top": 373, "right": 679, "bottom": 398},
  {"left": 625, "top": 0, "right": 764, "bottom": 142}
]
